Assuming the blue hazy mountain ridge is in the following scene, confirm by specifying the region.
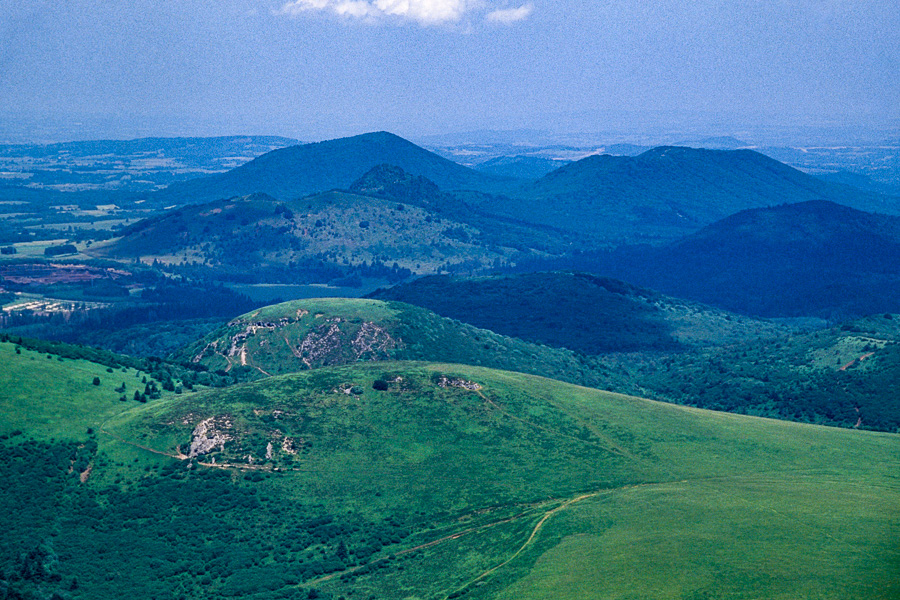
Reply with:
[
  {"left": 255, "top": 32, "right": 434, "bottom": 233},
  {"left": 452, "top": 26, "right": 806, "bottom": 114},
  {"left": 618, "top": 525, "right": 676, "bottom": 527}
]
[
  {"left": 156, "top": 131, "right": 516, "bottom": 205},
  {"left": 466, "top": 146, "right": 900, "bottom": 243},
  {"left": 153, "top": 132, "right": 898, "bottom": 246},
  {"left": 817, "top": 171, "right": 900, "bottom": 197},
  {"left": 592, "top": 200, "right": 900, "bottom": 317}
]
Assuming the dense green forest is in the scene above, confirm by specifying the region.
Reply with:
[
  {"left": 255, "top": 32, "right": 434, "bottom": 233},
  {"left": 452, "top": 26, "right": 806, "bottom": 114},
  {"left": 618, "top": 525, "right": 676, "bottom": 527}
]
[{"left": 634, "top": 314, "right": 900, "bottom": 432}]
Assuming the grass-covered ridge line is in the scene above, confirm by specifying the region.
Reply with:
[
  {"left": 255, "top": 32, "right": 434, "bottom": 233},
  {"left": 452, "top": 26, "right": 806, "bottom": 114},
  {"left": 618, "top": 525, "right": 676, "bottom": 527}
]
[
  {"left": 0, "top": 341, "right": 184, "bottom": 441},
  {"left": 0, "top": 333, "right": 236, "bottom": 389},
  {"left": 3, "top": 359, "right": 896, "bottom": 599}
]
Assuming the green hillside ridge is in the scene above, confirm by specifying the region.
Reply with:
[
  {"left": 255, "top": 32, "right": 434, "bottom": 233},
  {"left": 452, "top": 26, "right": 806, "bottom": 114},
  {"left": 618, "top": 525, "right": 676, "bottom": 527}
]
[
  {"left": 173, "top": 297, "right": 624, "bottom": 392},
  {"left": 369, "top": 272, "right": 788, "bottom": 354},
  {"left": 87, "top": 191, "right": 518, "bottom": 280},
  {"left": 348, "top": 163, "right": 450, "bottom": 208},
  {"left": 87, "top": 189, "right": 574, "bottom": 283},
  {"left": 2, "top": 360, "right": 897, "bottom": 599},
  {"left": 0, "top": 341, "right": 185, "bottom": 441},
  {"left": 345, "top": 163, "right": 582, "bottom": 253},
  {"left": 468, "top": 146, "right": 900, "bottom": 243},
  {"left": 367, "top": 273, "right": 900, "bottom": 431}
]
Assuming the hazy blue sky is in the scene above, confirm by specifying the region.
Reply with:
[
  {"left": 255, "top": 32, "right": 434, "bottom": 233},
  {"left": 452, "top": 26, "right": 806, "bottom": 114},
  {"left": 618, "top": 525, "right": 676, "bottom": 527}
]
[{"left": 1, "top": 0, "right": 897, "bottom": 141}]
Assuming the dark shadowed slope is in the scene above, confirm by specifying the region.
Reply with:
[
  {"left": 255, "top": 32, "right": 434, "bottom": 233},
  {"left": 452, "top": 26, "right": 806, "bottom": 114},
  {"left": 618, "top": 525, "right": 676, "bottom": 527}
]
[
  {"left": 596, "top": 200, "right": 900, "bottom": 317},
  {"left": 369, "top": 272, "right": 785, "bottom": 354}
]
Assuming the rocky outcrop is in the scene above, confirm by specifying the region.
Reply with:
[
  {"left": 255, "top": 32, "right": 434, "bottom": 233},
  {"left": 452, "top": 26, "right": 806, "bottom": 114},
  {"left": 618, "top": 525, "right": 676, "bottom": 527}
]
[
  {"left": 352, "top": 322, "right": 397, "bottom": 358},
  {"left": 189, "top": 416, "right": 233, "bottom": 457}
]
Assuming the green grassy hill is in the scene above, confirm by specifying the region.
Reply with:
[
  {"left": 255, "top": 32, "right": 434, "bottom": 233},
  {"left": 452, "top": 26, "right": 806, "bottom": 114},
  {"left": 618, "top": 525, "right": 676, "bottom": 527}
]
[
  {"left": 172, "top": 297, "right": 622, "bottom": 391},
  {"left": 0, "top": 341, "right": 164, "bottom": 440},
  {"left": 374, "top": 274, "right": 900, "bottom": 432},
  {"left": 1, "top": 358, "right": 897, "bottom": 599},
  {"left": 88, "top": 192, "right": 504, "bottom": 280}
]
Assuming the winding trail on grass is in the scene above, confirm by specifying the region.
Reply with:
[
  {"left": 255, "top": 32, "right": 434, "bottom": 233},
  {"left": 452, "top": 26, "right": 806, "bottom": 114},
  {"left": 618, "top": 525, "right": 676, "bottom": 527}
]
[
  {"left": 99, "top": 425, "right": 188, "bottom": 460},
  {"left": 301, "top": 502, "right": 555, "bottom": 587},
  {"left": 442, "top": 469, "right": 843, "bottom": 598},
  {"left": 305, "top": 485, "right": 647, "bottom": 592},
  {"left": 463, "top": 491, "right": 601, "bottom": 587}
]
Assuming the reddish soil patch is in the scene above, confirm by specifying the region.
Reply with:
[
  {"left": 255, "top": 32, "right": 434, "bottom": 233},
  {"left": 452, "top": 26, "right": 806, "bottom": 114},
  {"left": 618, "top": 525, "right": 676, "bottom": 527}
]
[
  {"left": 0, "top": 263, "right": 130, "bottom": 285},
  {"left": 839, "top": 351, "right": 875, "bottom": 371}
]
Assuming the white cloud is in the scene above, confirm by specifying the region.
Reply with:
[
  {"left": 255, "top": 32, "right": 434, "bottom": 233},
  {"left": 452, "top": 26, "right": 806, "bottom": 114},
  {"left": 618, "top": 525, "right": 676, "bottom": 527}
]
[
  {"left": 277, "top": 0, "right": 470, "bottom": 24},
  {"left": 277, "top": 0, "right": 532, "bottom": 26},
  {"left": 485, "top": 3, "right": 533, "bottom": 24}
]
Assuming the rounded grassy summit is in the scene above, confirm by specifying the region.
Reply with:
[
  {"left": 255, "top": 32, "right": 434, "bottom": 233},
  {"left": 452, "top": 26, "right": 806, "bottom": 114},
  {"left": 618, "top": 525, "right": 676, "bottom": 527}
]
[
  {"left": 1, "top": 339, "right": 898, "bottom": 599},
  {"left": 93, "top": 363, "right": 900, "bottom": 599},
  {"left": 174, "top": 297, "right": 620, "bottom": 389}
]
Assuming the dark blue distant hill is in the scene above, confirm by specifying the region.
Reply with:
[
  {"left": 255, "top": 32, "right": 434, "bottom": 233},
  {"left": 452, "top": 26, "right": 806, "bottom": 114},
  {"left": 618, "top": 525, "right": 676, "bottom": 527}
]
[
  {"left": 468, "top": 146, "right": 900, "bottom": 243},
  {"left": 594, "top": 200, "right": 900, "bottom": 318},
  {"left": 157, "top": 131, "right": 514, "bottom": 204},
  {"left": 368, "top": 271, "right": 781, "bottom": 354}
]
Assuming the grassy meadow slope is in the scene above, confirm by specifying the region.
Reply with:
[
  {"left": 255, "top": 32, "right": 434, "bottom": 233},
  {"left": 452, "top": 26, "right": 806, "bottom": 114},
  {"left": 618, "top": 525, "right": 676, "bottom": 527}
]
[
  {"left": 173, "top": 297, "right": 623, "bottom": 391},
  {"left": 0, "top": 342, "right": 160, "bottom": 440},
  {"left": 1, "top": 357, "right": 898, "bottom": 600}
]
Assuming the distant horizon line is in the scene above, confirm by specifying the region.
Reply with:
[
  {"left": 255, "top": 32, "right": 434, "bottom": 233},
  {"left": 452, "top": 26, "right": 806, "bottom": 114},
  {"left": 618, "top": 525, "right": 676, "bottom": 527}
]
[{"left": 2, "top": 125, "right": 899, "bottom": 149}]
